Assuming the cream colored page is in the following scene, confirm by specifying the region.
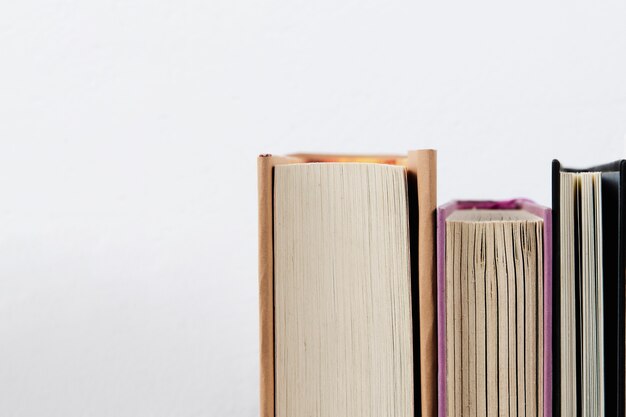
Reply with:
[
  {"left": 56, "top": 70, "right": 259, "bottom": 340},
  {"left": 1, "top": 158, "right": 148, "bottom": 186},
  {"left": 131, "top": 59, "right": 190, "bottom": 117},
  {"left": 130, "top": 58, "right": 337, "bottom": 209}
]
[
  {"left": 467, "top": 222, "right": 477, "bottom": 417},
  {"left": 593, "top": 173, "right": 605, "bottom": 417},
  {"left": 475, "top": 223, "right": 487, "bottom": 417},
  {"left": 274, "top": 163, "right": 413, "bottom": 417},
  {"left": 461, "top": 222, "right": 470, "bottom": 417},
  {"left": 503, "top": 224, "right": 518, "bottom": 417},
  {"left": 524, "top": 222, "right": 538, "bottom": 417},
  {"left": 485, "top": 223, "right": 498, "bottom": 417},
  {"left": 495, "top": 223, "right": 509, "bottom": 417},
  {"left": 445, "top": 210, "right": 544, "bottom": 417},
  {"left": 513, "top": 223, "right": 526, "bottom": 417},
  {"left": 560, "top": 172, "right": 577, "bottom": 417},
  {"left": 446, "top": 221, "right": 455, "bottom": 417},
  {"left": 454, "top": 222, "right": 463, "bottom": 417}
]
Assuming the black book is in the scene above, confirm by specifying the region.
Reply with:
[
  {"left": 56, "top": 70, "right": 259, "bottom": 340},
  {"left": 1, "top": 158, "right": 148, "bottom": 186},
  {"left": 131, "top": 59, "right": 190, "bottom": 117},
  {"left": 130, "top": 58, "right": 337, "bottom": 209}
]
[{"left": 552, "top": 160, "right": 626, "bottom": 416}]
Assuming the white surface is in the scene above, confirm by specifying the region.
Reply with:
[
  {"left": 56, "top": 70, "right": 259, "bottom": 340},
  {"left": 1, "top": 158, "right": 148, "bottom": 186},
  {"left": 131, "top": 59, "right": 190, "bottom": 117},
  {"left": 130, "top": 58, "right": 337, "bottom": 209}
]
[{"left": 1, "top": 0, "right": 626, "bottom": 415}]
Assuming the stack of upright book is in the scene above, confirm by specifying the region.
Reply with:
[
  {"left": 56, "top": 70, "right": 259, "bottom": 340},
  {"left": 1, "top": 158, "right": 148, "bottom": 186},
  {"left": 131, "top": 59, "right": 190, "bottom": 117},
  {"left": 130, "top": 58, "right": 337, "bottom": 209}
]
[{"left": 258, "top": 151, "right": 626, "bottom": 417}]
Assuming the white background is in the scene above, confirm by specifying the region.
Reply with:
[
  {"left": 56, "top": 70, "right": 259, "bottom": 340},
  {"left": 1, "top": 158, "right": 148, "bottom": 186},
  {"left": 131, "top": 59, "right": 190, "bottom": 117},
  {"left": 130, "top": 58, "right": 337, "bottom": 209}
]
[{"left": 1, "top": 0, "right": 626, "bottom": 415}]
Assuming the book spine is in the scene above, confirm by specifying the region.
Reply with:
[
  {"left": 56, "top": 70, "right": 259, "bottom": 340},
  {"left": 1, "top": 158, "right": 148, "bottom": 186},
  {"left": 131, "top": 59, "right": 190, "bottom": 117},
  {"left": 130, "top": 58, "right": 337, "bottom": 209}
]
[
  {"left": 258, "top": 155, "right": 275, "bottom": 417},
  {"left": 410, "top": 150, "right": 438, "bottom": 417}
]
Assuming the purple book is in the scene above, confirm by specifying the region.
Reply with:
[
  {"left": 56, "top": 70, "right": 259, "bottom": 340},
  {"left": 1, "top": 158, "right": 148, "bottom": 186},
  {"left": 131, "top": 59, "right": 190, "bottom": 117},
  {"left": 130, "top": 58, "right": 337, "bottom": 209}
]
[{"left": 437, "top": 199, "right": 552, "bottom": 417}]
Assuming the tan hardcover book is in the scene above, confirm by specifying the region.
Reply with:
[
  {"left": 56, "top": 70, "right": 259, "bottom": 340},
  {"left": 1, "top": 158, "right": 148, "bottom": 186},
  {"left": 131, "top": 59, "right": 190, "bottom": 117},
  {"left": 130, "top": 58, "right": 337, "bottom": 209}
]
[{"left": 258, "top": 150, "right": 437, "bottom": 417}]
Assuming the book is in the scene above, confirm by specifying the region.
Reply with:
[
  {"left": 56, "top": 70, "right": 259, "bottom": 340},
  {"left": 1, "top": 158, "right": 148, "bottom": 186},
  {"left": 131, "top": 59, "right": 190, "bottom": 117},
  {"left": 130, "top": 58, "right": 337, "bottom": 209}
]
[
  {"left": 552, "top": 160, "right": 626, "bottom": 417},
  {"left": 258, "top": 151, "right": 437, "bottom": 417},
  {"left": 437, "top": 200, "right": 553, "bottom": 417}
]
